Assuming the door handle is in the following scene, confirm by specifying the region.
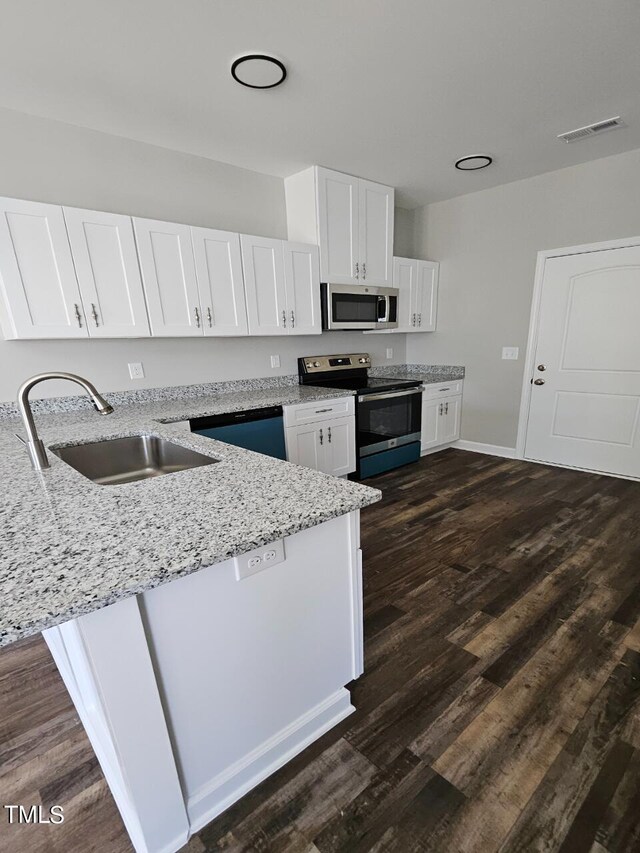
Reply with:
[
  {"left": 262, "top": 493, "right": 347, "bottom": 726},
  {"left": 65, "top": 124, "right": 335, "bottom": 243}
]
[
  {"left": 533, "top": 378, "right": 545, "bottom": 385},
  {"left": 319, "top": 428, "right": 323, "bottom": 445},
  {"left": 537, "top": 364, "right": 546, "bottom": 371}
]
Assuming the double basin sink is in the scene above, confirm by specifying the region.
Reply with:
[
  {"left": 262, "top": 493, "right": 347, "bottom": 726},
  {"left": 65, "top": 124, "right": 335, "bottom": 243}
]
[{"left": 52, "top": 434, "right": 217, "bottom": 486}]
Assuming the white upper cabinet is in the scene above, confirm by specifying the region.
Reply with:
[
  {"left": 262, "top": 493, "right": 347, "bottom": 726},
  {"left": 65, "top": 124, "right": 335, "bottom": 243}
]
[
  {"left": 285, "top": 166, "right": 394, "bottom": 286},
  {"left": 133, "top": 218, "right": 202, "bottom": 337},
  {"left": 393, "top": 257, "right": 419, "bottom": 331},
  {"left": 241, "top": 236, "right": 321, "bottom": 336},
  {"left": 316, "top": 169, "right": 359, "bottom": 285},
  {"left": 63, "top": 207, "right": 149, "bottom": 338},
  {"left": 241, "top": 235, "right": 287, "bottom": 336},
  {"left": 416, "top": 260, "right": 439, "bottom": 331},
  {"left": 191, "top": 227, "right": 248, "bottom": 337},
  {"left": 358, "top": 179, "right": 394, "bottom": 286},
  {"left": 0, "top": 197, "right": 87, "bottom": 339},
  {"left": 283, "top": 242, "right": 321, "bottom": 335}
]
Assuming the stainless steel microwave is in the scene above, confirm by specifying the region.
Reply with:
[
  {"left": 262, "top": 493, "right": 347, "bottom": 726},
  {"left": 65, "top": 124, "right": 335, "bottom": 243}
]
[{"left": 321, "top": 283, "right": 399, "bottom": 330}]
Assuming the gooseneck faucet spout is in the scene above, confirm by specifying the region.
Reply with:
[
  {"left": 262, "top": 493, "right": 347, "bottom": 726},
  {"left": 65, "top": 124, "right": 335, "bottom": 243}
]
[{"left": 17, "top": 372, "right": 114, "bottom": 471}]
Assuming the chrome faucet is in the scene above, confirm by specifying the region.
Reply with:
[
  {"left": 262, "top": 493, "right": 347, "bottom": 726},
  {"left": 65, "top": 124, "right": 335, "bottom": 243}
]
[{"left": 17, "top": 372, "right": 114, "bottom": 471}]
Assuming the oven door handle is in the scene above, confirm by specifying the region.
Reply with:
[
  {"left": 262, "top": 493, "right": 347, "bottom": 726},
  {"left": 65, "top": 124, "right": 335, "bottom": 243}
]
[{"left": 358, "top": 388, "right": 423, "bottom": 403}]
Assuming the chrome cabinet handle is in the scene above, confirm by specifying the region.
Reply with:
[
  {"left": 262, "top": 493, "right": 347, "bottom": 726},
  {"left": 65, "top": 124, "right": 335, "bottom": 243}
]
[
  {"left": 74, "top": 303, "right": 83, "bottom": 328},
  {"left": 291, "top": 310, "right": 295, "bottom": 328},
  {"left": 328, "top": 426, "right": 332, "bottom": 443},
  {"left": 282, "top": 309, "right": 287, "bottom": 328},
  {"left": 91, "top": 303, "right": 99, "bottom": 327},
  {"left": 362, "top": 262, "right": 366, "bottom": 280},
  {"left": 439, "top": 403, "right": 443, "bottom": 415},
  {"left": 533, "top": 378, "right": 545, "bottom": 385},
  {"left": 194, "top": 307, "right": 201, "bottom": 328},
  {"left": 412, "top": 313, "right": 416, "bottom": 326},
  {"left": 207, "top": 307, "right": 213, "bottom": 328},
  {"left": 319, "top": 428, "right": 323, "bottom": 445},
  {"left": 445, "top": 402, "right": 449, "bottom": 414},
  {"left": 315, "top": 408, "right": 332, "bottom": 414},
  {"left": 355, "top": 262, "right": 359, "bottom": 279},
  {"left": 418, "top": 313, "right": 422, "bottom": 326}
]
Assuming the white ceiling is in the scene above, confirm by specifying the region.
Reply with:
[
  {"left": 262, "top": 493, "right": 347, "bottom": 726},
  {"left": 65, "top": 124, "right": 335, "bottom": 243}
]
[{"left": 1, "top": 0, "right": 639, "bottom": 207}]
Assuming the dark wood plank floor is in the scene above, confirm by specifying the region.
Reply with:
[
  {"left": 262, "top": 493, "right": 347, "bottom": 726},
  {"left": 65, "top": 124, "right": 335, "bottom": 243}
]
[{"left": 2, "top": 449, "right": 640, "bottom": 852}]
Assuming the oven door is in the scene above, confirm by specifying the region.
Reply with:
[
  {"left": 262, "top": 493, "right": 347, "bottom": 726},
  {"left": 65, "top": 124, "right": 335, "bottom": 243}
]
[
  {"left": 357, "top": 387, "right": 422, "bottom": 457},
  {"left": 323, "top": 283, "right": 399, "bottom": 330}
]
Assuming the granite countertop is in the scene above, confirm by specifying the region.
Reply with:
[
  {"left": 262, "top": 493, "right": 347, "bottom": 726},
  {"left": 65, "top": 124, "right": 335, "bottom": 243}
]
[
  {"left": 370, "top": 364, "right": 465, "bottom": 384},
  {"left": 0, "top": 383, "right": 380, "bottom": 647}
]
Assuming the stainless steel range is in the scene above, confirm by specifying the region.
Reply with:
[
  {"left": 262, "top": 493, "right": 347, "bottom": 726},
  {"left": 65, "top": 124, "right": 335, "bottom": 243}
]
[{"left": 298, "top": 353, "right": 422, "bottom": 478}]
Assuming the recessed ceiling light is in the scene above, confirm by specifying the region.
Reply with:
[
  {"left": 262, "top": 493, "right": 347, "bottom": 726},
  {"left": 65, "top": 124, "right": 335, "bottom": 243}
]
[
  {"left": 231, "top": 54, "right": 287, "bottom": 89},
  {"left": 454, "top": 155, "right": 493, "bottom": 171}
]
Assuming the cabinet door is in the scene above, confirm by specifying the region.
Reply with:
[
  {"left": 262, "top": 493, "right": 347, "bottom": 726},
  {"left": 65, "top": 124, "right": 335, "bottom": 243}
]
[
  {"left": 440, "top": 395, "right": 461, "bottom": 443},
  {"left": 241, "top": 235, "right": 287, "bottom": 336},
  {"left": 316, "top": 168, "right": 359, "bottom": 285},
  {"left": 283, "top": 242, "right": 321, "bottom": 336},
  {"left": 358, "top": 179, "right": 394, "bottom": 287},
  {"left": 285, "top": 424, "right": 323, "bottom": 470},
  {"left": 191, "top": 227, "right": 248, "bottom": 337},
  {"left": 325, "top": 416, "right": 356, "bottom": 476},
  {"left": 63, "top": 207, "right": 149, "bottom": 338},
  {"left": 0, "top": 197, "right": 87, "bottom": 339},
  {"left": 421, "top": 397, "right": 442, "bottom": 452},
  {"left": 415, "top": 260, "right": 439, "bottom": 331},
  {"left": 133, "top": 218, "right": 202, "bottom": 337},
  {"left": 394, "top": 257, "right": 419, "bottom": 332}
]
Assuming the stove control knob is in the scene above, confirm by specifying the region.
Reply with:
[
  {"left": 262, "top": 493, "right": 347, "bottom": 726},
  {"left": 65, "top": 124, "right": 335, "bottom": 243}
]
[
  {"left": 313, "top": 361, "right": 321, "bottom": 368},
  {"left": 359, "top": 357, "right": 368, "bottom": 364}
]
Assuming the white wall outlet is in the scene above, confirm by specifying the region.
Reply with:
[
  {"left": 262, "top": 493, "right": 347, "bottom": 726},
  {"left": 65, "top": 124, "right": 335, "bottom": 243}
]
[
  {"left": 234, "top": 540, "right": 285, "bottom": 580},
  {"left": 502, "top": 347, "right": 519, "bottom": 360},
  {"left": 128, "top": 362, "right": 145, "bottom": 379},
  {"left": 386, "top": 348, "right": 393, "bottom": 359},
  {"left": 270, "top": 355, "right": 281, "bottom": 369}
]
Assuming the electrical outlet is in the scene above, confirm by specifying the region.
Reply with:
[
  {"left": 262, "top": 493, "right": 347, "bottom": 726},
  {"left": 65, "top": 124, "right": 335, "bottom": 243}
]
[
  {"left": 270, "top": 355, "right": 281, "bottom": 369},
  {"left": 128, "top": 362, "right": 145, "bottom": 379},
  {"left": 234, "top": 540, "right": 286, "bottom": 580},
  {"left": 502, "top": 347, "right": 519, "bottom": 360},
  {"left": 386, "top": 348, "right": 393, "bottom": 359}
]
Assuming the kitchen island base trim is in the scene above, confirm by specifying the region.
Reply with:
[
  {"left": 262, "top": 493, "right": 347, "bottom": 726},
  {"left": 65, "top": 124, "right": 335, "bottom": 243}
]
[{"left": 43, "top": 510, "right": 363, "bottom": 853}]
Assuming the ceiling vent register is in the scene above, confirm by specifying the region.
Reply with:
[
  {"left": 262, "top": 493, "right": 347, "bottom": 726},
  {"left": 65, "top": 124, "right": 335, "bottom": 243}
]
[{"left": 557, "top": 116, "right": 624, "bottom": 143}]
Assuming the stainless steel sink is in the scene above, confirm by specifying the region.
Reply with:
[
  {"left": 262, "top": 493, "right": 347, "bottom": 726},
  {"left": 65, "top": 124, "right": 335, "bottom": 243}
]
[{"left": 52, "top": 434, "right": 218, "bottom": 486}]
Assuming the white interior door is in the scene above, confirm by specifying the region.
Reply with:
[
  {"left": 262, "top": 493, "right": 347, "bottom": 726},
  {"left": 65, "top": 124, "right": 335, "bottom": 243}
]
[
  {"left": 0, "top": 197, "right": 87, "bottom": 339},
  {"left": 191, "top": 227, "right": 248, "bottom": 337},
  {"left": 133, "top": 218, "right": 202, "bottom": 337},
  {"left": 63, "top": 207, "right": 150, "bottom": 338},
  {"left": 524, "top": 246, "right": 640, "bottom": 478},
  {"left": 316, "top": 168, "right": 359, "bottom": 285},
  {"left": 358, "top": 179, "right": 394, "bottom": 287},
  {"left": 283, "top": 242, "right": 321, "bottom": 335},
  {"left": 240, "top": 235, "right": 287, "bottom": 336}
]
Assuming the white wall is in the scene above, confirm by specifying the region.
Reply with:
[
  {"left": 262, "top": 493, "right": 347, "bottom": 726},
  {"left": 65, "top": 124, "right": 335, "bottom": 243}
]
[
  {"left": 0, "top": 109, "right": 406, "bottom": 401},
  {"left": 407, "top": 146, "right": 640, "bottom": 447}
]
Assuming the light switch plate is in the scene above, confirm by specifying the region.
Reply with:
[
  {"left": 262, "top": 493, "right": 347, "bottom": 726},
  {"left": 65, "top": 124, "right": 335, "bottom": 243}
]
[
  {"left": 502, "top": 347, "right": 519, "bottom": 360},
  {"left": 128, "top": 362, "right": 145, "bottom": 379},
  {"left": 270, "top": 355, "right": 281, "bottom": 369}
]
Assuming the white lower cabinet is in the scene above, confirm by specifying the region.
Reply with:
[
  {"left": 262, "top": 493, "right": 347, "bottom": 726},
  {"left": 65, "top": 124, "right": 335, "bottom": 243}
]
[
  {"left": 284, "top": 398, "right": 356, "bottom": 476},
  {"left": 421, "top": 385, "right": 463, "bottom": 452}
]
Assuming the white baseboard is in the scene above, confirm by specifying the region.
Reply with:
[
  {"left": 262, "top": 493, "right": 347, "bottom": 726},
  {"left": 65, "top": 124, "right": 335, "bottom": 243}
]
[
  {"left": 454, "top": 440, "right": 517, "bottom": 459},
  {"left": 187, "top": 688, "right": 355, "bottom": 835}
]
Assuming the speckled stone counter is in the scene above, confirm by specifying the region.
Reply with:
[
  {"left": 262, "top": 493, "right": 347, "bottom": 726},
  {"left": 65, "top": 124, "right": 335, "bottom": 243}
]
[
  {"left": 370, "top": 363, "right": 465, "bottom": 384},
  {"left": 0, "top": 383, "right": 380, "bottom": 647}
]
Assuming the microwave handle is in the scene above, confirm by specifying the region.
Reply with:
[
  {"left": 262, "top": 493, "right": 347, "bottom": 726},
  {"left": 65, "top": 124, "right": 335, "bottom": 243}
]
[{"left": 377, "top": 295, "right": 390, "bottom": 323}]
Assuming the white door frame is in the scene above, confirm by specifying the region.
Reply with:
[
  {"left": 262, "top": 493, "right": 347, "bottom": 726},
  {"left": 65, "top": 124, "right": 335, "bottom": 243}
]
[{"left": 516, "top": 234, "right": 640, "bottom": 462}]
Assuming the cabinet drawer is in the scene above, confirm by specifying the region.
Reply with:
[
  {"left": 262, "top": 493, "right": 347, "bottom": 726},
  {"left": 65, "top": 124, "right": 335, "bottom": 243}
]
[
  {"left": 283, "top": 396, "right": 355, "bottom": 427},
  {"left": 422, "top": 379, "right": 464, "bottom": 399}
]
